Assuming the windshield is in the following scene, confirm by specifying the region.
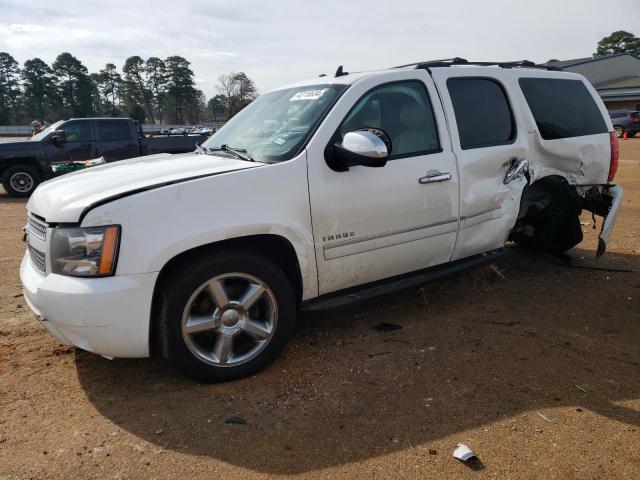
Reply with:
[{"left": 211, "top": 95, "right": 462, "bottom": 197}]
[
  {"left": 30, "top": 120, "right": 64, "bottom": 142},
  {"left": 202, "top": 84, "right": 347, "bottom": 162}
]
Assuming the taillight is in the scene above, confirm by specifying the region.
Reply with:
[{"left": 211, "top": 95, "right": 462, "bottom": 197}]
[{"left": 608, "top": 131, "right": 619, "bottom": 182}]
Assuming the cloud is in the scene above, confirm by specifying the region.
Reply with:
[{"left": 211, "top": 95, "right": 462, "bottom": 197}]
[
  {"left": 0, "top": 0, "right": 639, "bottom": 98},
  {"left": 9, "top": 23, "right": 48, "bottom": 33}
]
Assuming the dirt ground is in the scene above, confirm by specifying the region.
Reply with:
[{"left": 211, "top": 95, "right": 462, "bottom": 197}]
[{"left": 0, "top": 141, "right": 639, "bottom": 480}]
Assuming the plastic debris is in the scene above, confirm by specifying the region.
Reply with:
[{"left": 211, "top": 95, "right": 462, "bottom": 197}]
[
  {"left": 574, "top": 383, "right": 587, "bottom": 393},
  {"left": 536, "top": 412, "right": 556, "bottom": 424},
  {"left": 453, "top": 443, "right": 476, "bottom": 462},
  {"left": 51, "top": 156, "right": 106, "bottom": 174}
]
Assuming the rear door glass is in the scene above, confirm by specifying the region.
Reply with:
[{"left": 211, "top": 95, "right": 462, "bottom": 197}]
[
  {"left": 97, "top": 120, "right": 132, "bottom": 141},
  {"left": 447, "top": 78, "right": 515, "bottom": 149},
  {"left": 519, "top": 78, "right": 607, "bottom": 140}
]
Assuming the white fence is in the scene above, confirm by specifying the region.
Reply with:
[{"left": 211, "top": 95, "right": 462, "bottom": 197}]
[{"left": 0, "top": 122, "right": 227, "bottom": 137}]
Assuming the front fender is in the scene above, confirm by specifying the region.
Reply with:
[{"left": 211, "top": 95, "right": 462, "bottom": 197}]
[{"left": 82, "top": 155, "right": 319, "bottom": 300}]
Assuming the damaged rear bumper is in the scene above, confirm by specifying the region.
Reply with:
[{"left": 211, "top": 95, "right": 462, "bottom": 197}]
[{"left": 596, "top": 185, "right": 623, "bottom": 258}]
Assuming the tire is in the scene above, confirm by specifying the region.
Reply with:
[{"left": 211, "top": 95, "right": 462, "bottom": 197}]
[
  {"left": 614, "top": 126, "right": 624, "bottom": 138},
  {"left": 530, "top": 203, "right": 583, "bottom": 254},
  {"left": 157, "top": 250, "right": 296, "bottom": 382},
  {"left": 2, "top": 165, "right": 41, "bottom": 197}
]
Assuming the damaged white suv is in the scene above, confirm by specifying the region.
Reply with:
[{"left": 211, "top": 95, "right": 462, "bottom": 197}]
[{"left": 21, "top": 58, "right": 622, "bottom": 381}]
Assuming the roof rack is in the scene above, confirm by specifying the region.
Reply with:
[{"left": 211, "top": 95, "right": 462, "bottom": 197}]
[{"left": 393, "top": 57, "right": 562, "bottom": 71}]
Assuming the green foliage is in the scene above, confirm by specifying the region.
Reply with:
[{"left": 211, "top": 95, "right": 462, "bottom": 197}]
[
  {"left": 21, "top": 58, "right": 58, "bottom": 121},
  {"left": 163, "top": 56, "right": 197, "bottom": 123},
  {"left": 0, "top": 52, "right": 22, "bottom": 124},
  {"left": 595, "top": 30, "right": 640, "bottom": 56},
  {"left": 0, "top": 51, "right": 258, "bottom": 125},
  {"left": 52, "top": 52, "right": 94, "bottom": 117}
]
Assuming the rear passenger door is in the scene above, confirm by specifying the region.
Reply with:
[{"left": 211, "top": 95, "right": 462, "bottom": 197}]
[
  {"left": 430, "top": 69, "right": 529, "bottom": 260},
  {"left": 96, "top": 120, "right": 140, "bottom": 162}
]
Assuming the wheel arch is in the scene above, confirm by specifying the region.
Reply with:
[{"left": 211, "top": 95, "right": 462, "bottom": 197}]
[
  {"left": 509, "top": 174, "right": 584, "bottom": 252},
  {"left": 148, "top": 234, "right": 304, "bottom": 356},
  {"left": 0, "top": 157, "right": 44, "bottom": 179}
]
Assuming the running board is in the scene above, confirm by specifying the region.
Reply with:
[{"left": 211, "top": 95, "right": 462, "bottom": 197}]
[{"left": 301, "top": 249, "right": 504, "bottom": 312}]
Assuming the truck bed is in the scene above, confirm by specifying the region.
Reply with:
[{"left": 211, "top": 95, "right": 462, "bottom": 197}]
[{"left": 141, "top": 134, "right": 209, "bottom": 156}]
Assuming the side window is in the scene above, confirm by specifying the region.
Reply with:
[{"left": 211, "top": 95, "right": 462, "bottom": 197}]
[
  {"left": 63, "top": 122, "right": 92, "bottom": 143},
  {"left": 519, "top": 78, "right": 607, "bottom": 140},
  {"left": 447, "top": 78, "right": 515, "bottom": 149},
  {"left": 339, "top": 81, "right": 440, "bottom": 159},
  {"left": 97, "top": 121, "right": 132, "bottom": 141}
]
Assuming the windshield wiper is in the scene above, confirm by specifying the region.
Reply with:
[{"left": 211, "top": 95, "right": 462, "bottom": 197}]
[{"left": 205, "top": 144, "right": 255, "bottom": 162}]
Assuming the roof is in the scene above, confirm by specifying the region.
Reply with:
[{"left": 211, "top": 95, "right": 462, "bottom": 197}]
[
  {"left": 546, "top": 53, "right": 640, "bottom": 69},
  {"left": 595, "top": 76, "right": 640, "bottom": 88}
]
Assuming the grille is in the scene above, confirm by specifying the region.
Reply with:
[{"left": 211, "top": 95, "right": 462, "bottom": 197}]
[
  {"left": 28, "top": 215, "right": 47, "bottom": 240},
  {"left": 29, "top": 245, "right": 47, "bottom": 274}
]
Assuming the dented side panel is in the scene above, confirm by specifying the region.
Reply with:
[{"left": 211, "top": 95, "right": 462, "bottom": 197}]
[
  {"left": 429, "top": 68, "right": 532, "bottom": 261},
  {"left": 508, "top": 70, "right": 613, "bottom": 188}
]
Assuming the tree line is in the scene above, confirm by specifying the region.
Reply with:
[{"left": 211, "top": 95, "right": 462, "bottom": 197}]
[{"left": 0, "top": 52, "right": 258, "bottom": 125}]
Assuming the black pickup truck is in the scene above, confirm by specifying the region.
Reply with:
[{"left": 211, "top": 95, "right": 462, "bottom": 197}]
[{"left": 0, "top": 117, "right": 209, "bottom": 197}]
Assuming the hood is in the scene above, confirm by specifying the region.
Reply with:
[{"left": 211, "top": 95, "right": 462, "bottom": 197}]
[
  {"left": 0, "top": 139, "right": 41, "bottom": 157},
  {"left": 28, "top": 152, "right": 261, "bottom": 223}
]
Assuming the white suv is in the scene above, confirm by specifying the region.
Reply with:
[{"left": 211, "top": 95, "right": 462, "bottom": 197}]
[{"left": 21, "top": 59, "right": 622, "bottom": 381}]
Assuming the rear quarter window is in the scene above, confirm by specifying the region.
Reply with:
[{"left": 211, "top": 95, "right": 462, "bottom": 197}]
[
  {"left": 447, "top": 78, "right": 515, "bottom": 150},
  {"left": 519, "top": 78, "right": 607, "bottom": 140}
]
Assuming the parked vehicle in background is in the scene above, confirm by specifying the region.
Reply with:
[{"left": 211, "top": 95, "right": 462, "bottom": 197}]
[
  {"left": 0, "top": 118, "right": 208, "bottom": 197},
  {"left": 167, "top": 127, "right": 188, "bottom": 136},
  {"left": 21, "top": 59, "right": 622, "bottom": 382},
  {"left": 609, "top": 110, "right": 640, "bottom": 138}
]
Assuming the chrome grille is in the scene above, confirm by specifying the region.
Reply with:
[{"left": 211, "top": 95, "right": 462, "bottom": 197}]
[
  {"left": 27, "top": 215, "right": 47, "bottom": 240},
  {"left": 29, "top": 245, "right": 47, "bottom": 274}
]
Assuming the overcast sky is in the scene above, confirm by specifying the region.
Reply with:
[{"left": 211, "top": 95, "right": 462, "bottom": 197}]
[{"left": 1, "top": 0, "right": 638, "bottom": 98}]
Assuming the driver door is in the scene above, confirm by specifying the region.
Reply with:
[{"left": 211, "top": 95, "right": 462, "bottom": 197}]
[
  {"left": 45, "top": 120, "right": 96, "bottom": 172},
  {"left": 306, "top": 70, "right": 460, "bottom": 295}
]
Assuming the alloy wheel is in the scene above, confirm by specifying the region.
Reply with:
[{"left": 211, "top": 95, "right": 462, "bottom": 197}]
[{"left": 181, "top": 272, "right": 278, "bottom": 367}]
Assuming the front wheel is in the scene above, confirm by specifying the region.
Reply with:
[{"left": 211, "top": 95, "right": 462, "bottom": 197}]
[
  {"left": 614, "top": 126, "right": 624, "bottom": 138},
  {"left": 158, "top": 250, "right": 296, "bottom": 382},
  {"left": 2, "top": 165, "right": 41, "bottom": 197}
]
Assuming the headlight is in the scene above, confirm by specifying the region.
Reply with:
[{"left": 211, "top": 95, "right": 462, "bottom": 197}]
[{"left": 50, "top": 225, "right": 120, "bottom": 277}]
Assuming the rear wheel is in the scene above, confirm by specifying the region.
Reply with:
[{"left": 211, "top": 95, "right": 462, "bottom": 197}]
[
  {"left": 2, "top": 165, "right": 41, "bottom": 197},
  {"left": 158, "top": 250, "right": 296, "bottom": 382}
]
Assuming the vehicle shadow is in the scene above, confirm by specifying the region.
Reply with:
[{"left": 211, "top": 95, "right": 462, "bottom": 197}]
[{"left": 76, "top": 247, "right": 640, "bottom": 474}]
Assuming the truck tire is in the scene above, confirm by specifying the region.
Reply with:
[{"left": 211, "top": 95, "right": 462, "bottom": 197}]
[
  {"left": 157, "top": 250, "right": 296, "bottom": 382},
  {"left": 2, "top": 165, "right": 42, "bottom": 197}
]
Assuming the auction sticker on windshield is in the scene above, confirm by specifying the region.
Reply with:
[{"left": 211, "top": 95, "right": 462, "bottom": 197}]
[{"left": 289, "top": 89, "right": 327, "bottom": 101}]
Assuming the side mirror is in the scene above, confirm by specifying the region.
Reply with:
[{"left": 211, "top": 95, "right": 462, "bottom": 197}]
[
  {"left": 327, "top": 128, "right": 390, "bottom": 171},
  {"left": 51, "top": 129, "right": 67, "bottom": 146}
]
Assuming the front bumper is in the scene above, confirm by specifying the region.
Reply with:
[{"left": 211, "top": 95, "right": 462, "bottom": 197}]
[
  {"left": 20, "top": 252, "right": 158, "bottom": 358},
  {"left": 597, "top": 185, "right": 623, "bottom": 258}
]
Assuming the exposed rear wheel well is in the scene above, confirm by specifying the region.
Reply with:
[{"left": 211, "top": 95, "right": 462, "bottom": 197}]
[
  {"left": 149, "top": 234, "right": 303, "bottom": 355},
  {"left": 0, "top": 158, "right": 43, "bottom": 178},
  {"left": 509, "top": 175, "right": 584, "bottom": 254}
]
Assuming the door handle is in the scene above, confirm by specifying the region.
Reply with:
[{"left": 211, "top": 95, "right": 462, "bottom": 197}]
[
  {"left": 419, "top": 172, "right": 452, "bottom": 184},
  {"left": 503, "top": 157, "right": 528, "bottom": 184}
]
